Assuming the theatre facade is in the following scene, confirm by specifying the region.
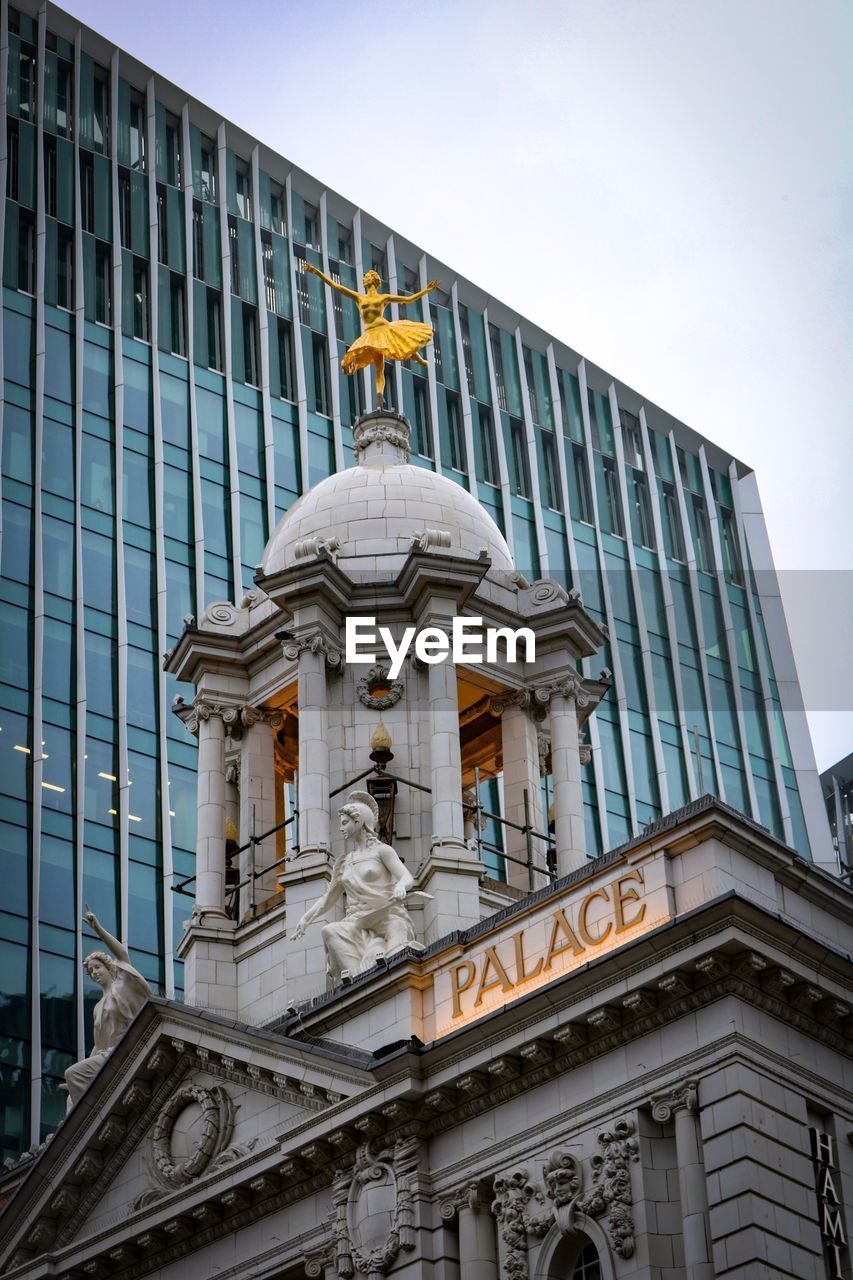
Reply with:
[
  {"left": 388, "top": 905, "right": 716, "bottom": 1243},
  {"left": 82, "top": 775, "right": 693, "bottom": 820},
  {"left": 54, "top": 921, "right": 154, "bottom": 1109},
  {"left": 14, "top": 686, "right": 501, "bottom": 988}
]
[{"left": 1, "top": 408, "right": 851, "bottom": 1280}]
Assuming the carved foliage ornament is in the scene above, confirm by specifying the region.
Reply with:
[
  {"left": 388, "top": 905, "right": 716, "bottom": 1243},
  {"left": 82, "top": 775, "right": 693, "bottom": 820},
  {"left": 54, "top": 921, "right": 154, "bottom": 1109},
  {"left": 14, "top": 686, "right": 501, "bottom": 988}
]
[
  {"left": 578, "top": 1118, "right": 640, "bottom": 1259},
  {"left": 331, "top": 1136, "right": 419, "bottom": 1278},
  {"left": 357, "top": 665, "right": 405, "bottom": 711},
  {"left": 490, "top": 671, "right": 593, "bottom": 723},
  {"left": 491, "top": 1169, "right": 552, "bottom": 1280}
]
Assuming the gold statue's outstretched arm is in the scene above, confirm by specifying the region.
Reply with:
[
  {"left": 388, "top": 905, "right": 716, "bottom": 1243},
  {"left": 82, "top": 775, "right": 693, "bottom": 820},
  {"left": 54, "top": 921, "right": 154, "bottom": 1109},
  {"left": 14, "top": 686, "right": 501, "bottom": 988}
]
[
  {"left": 302, "top": 261, "right": 360, "bottom": 301},
  {"left": 385, "top": 279, "right": 440, "bottom": 305}
]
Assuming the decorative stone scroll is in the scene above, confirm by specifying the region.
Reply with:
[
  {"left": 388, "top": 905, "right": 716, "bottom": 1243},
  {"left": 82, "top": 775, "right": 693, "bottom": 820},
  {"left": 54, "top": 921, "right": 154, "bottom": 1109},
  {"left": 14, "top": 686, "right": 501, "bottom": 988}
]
[
  {"left": 330, "top": 1136, "right": 419, "bottom": 1277},
  {"left": 294, "top": 535, "right": 341, "bottom": 561},
  {"left": 409, "top": 527, "right": 452, "bottom": 552},
  {"left": 357, "top": 665, "right": 405, "bottom": 711},
  {"left": 542, "top": 1149, "right": 583, "bottom": 1233}
]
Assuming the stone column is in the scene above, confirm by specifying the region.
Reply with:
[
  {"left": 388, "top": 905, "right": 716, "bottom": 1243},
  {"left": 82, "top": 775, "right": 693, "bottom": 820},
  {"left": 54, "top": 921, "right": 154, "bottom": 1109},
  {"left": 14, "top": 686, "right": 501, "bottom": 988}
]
[
  {"left": 190, "top": 700, "right": 231, "bottom": 920},
  {"left": 442, "top": 1181, "right": 498, "bottom": 1280},
  {"left": 428, "top": 653, "right": 465, "bottom": 849},
  {"left": 496, "top": 699, "right": 547, "bottom": 892},
  {"left": 239, "top": 707, "right": 285, "bottom": 916},
  {"left": 651, "top": 1081, "right": 713, "bottom": 1279},
  {"left": 419, "top": 649, "right": 482, "bottom": 944},
  {"left": 295, "top": 641, "right": 332, "bottom": 855},
  {"left": 547, "top": 678, "right": 587, "bottom": 876},
  {"left": 281, "top": 634, "right": 339, "bottom": 1006}
]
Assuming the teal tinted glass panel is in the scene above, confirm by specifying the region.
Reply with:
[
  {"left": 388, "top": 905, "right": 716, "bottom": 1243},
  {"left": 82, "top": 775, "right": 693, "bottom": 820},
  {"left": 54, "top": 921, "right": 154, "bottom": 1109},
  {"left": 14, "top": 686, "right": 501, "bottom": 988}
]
[
  {"left": 44, "top": 327, "right": 73, "bottom": 402},
  {"left": 40, "top": 725, "right": 73, "bottom": 812},
  {"left": 3, "top": 304, "right": 35, "bottom": 387},
  {"left": 196, "top": 385, "right": 227, "bottom": 462},
  {"left": 39, "top": 836, "right": 75, "bottom": 930},
  {"left": 82, "top": 344, "right": 112, "bottom": 419},
  {"left": 127, "top": 751, "right": 159, "bottom": 842},
  {"left": 84, "top": 737, "right": 118, "bottom": 828},
  {"left": 1, "top": 503, "right": 33, "bottom": 586},
  {"left": 160, "top": 374, "right": 190, "bottom": 448},
  {"left": 0, "top": 602, "right": 32, "bottom": 690},
  {"left": 2, "top": 403, "right": 34, "bottom": 485},
  {"left": 165, "top": 558, "right": 194, "bottom": 643},
  {"left": 81, "top": 434, "right": 114, "bottom": 513},
  {"left": 235, "top": 402, "right": 264, "bottom": 476},
  {"left": 163, "top": 465, "right": 193, "bottom": 543},
  {"left": 84, "top": 631, "right": 116, "bottom": 718},
  {"left": 82, "top": 528, "right": 116, "bottom": 614},
  {"left": 42, "top": 617, "right": 74, "bottom": 703},
  {"left": 168, "top": 763, "right": 197, "bottom": 854},
  {"left": 127, "top": 648, "right": 158, "bottom": 733},
  {"left": 201, "top": 478, "right": 231, "bottom": 558},
  {"left": 41, "top": 512, "right": 73, "bottom": 596},
  {"left": 0, "top": 709, "right": 32, "bottom": 800},
  {"left": 124, "top": 544, "right": 155, "bottom": 628}
]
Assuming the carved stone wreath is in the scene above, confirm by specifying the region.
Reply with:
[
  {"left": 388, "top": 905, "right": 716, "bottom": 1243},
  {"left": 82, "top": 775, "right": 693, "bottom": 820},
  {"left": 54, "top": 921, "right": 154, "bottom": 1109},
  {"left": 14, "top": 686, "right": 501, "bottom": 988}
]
[
  {"left": 148, "top": 1084, "right": 234, "bottom": 1188},
  {"left": 357, "top": 666, "right": 404, "bottom": 711}
]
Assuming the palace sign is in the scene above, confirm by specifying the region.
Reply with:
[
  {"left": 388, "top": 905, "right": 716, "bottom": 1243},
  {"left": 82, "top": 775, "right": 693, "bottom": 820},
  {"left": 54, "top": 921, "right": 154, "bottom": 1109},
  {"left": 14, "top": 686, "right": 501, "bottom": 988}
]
[{"left": 434, "top": 859, "right": 669, "bottom": 1035}]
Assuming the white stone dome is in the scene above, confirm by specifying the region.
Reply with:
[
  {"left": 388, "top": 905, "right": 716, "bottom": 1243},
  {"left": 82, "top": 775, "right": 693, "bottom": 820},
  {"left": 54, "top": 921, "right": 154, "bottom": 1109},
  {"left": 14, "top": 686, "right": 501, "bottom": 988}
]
[{"left": 261, "top": 413, "right": 514, "bottom": 578}]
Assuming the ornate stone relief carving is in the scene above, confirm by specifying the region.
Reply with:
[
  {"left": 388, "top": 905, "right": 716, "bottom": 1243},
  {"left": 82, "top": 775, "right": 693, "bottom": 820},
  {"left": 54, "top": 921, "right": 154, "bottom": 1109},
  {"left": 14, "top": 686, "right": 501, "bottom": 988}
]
[
  {"left": 133, "top": 1082, "right": 256, "bottom": 1209},
  {"left": 491, "top": 1169, "right": 552, "bottom": 1279},
  {"left": 577, "top": 1118, "right": 640, "bottom": 1259},
  {"left": 356, "top": 665, "right": 405, "bottom": 710},
  {"left": 352, "top": 409, "right": 411, "bottom": 462},
  {"left": 542, "top": 1149, "right": 583, "bottom": 1233},
  {"left": 490, "top": 671, "right": 598, "bottom": 723},
  {"left": 330, "top": 1136, "right": 419, "bottom": 1277}
]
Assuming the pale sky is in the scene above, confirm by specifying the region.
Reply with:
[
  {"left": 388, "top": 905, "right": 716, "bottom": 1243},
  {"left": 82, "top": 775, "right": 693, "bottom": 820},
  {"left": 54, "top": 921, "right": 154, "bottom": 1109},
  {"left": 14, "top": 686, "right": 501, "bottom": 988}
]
[{"left": 62, "top": 0, "right": 853, "bottom": 771}]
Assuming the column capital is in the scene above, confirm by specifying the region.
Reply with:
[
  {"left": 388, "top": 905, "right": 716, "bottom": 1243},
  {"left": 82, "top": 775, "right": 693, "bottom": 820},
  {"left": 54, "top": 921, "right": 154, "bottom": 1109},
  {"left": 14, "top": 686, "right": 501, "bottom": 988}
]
[
  {"left": 241, "top": 704, "right": 286, "bottom": 732},
  {"left": 281, "top": 631, "right": 343, "bottom": 674},
  {"left": 439, "top": 1177, "right": 489, "bottom": 1219},
  {"left": 172, "top": 696, "right": 242, "bottom": 737},
  {"left": 649, "top": 1078, "right": 700, "bottom": 1121}
]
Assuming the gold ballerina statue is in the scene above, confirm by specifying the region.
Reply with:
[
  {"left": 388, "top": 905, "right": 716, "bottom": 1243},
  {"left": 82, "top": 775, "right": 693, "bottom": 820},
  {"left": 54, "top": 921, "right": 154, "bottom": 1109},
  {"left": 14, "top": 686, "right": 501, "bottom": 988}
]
[{"left": 303, "top": 262, "right": 439, "bottom": 406}]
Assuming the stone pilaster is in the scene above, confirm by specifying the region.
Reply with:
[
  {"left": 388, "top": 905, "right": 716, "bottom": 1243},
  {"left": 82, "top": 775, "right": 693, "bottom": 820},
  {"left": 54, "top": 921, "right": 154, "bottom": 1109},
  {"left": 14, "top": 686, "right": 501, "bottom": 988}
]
[
  {"left": 440, "top": 1180, "right": 498, "bottom": 1280},
  {"left": 537, "top": 674, "right": 589, "bottom": 876},
  {"left": 651, "top": 1080, "right": 713, "bottom": 1279},
  {"left": 175, "top": 697, "right": 240, "bottom": 921}
]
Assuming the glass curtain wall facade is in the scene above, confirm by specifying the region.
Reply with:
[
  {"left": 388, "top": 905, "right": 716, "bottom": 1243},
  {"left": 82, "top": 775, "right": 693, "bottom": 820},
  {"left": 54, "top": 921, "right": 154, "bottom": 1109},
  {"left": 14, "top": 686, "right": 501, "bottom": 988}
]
[{"left": 0, "top": 0, "right": 831, "bottom": 1158}]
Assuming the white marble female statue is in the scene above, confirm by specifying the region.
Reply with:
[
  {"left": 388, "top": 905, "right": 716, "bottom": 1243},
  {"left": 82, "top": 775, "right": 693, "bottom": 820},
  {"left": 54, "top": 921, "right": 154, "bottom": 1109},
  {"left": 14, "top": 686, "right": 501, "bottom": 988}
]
[
  {"left": 63, "top": 906, "right": 151, "bottom": 1110},
  {"left": 292, "top": 791, "right": 418, "bottom": 980}
]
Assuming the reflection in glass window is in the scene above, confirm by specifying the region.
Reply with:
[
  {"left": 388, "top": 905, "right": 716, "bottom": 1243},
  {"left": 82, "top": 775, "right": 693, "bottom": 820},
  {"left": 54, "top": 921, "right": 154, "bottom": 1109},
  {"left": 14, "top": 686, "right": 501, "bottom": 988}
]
[
  {"left": 84, "top": 737, "right": 118, "bottom": 827},
  {"left": 41, "top": 724, "right": 73, "bottom": 811}
]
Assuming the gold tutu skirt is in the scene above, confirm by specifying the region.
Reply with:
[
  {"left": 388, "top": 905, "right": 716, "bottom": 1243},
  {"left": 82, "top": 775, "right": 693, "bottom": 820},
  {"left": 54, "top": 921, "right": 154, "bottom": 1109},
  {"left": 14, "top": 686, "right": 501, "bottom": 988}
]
[{"left": 342, "top": 319, "right": 433, "bottom": 371}]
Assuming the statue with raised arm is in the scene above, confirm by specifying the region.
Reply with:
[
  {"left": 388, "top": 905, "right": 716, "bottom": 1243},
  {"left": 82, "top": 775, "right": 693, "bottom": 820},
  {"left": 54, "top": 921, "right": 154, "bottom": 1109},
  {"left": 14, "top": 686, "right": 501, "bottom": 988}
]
[
  {"left": 63, "top": 906, "right": 151, "bottom": 1111},
  {"left": 303, "top": 262, "right": 439, "bottom": 406},
  {"left": 291, "top": 791, "right": 420, "bottom": 981}
]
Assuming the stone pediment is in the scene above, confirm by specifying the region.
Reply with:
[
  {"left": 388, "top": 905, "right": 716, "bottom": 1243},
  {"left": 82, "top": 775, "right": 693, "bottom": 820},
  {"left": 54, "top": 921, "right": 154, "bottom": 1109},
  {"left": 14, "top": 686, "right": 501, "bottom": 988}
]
[{"left": 0, "top": 997, "right": 372, "bottom": 1277}]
